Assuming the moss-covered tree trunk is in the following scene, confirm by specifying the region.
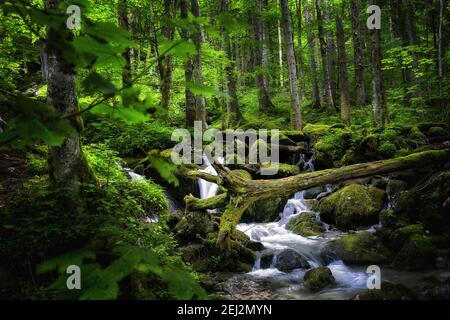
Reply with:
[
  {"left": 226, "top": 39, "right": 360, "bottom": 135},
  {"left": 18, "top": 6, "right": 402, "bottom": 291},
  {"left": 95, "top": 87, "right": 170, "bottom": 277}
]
[{"left": 185, "top": 149, "right": 450, "bottom": 250}]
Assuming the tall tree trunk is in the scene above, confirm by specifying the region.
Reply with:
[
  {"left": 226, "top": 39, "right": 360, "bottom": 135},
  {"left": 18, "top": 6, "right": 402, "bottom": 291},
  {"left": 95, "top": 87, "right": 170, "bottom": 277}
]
[
  {"left": 280, "top": 0, "right": 303, "bottom": 130},
  {"left": 160, "top": 0, "right": 174, "bottom": 110},
  {"left": 371, "top": 0, "right": 388, "bottom": 129},
  {"left": 45, "top": 0, "right": 95, "bottom": 195},
  {"left": 191, "top": 0, "right": 207, "bottom": 127},
  {"left": 304, "top": 6, "right": 320, "bottom": 108},
  {"left": 118, "top": 0, "right": 132, "bottom": 88},
  {"left": 438, "top": 0, "right": 444, "bottom": 97},
  {"left": 220, "top": 0, "right": 241, "bottom": 127},
  {"left": 277, "top": 17, "right": 285, "bottom": 91},
  {"left": 296, "top": 0, "right": 305, "bottom": 100},
  {"left": 39, "top": 41, "right": 48, "bottom": 84},
  {"left": 255, "top": 0, "right": 274, "bottom": 112},
  {"left": 180, "top": 0, "right": 196, "bottom": 128},
  {"left": 349, "top": 0, "right": 366, "bottom": 106},
  {"left": 315, "top": 0, "right": 335, "bottom": 112},
  {"left": 336, "top": 15, "right": 350, "bottom": 126},
  {"left": 402, "top": 0, "right": 422, "bottom": 103}
]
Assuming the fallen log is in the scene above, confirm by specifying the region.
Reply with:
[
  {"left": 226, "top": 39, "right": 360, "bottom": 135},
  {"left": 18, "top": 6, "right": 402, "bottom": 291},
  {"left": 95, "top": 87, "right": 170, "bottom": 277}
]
[
  {"left": 185, "top": 193, "right": 228, "bottom": 211},
  {"left": 188, "top": 149, "right": 450, "bottom": 251}
]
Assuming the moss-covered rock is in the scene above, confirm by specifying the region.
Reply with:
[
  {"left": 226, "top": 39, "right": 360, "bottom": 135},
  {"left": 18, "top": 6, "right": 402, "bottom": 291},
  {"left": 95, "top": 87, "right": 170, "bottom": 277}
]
[
  {"left": 324, "top": 232, "right": 391, "bottom": 265},
  {"left": 174, "top": 211, "right": 215, "bottom": 243},
  {"left": 353, "top": 282, "right": 417, "bottom": 300},
  {"left": 391, "top": 225, "right": 437, "bottom": 271},
  {"left": 303, "top": 267, "right": 335, "bottom": 291},
  {"left": 280, "top": 130, "right": 309, "bottom": 143},
  {"left": 286, "top": 212, "right": 324, "bottom": 237},
  {"left": 386, "top": 179, "right": 408, "bottom": 195},
  {"left": 242, "top": 196, "right": 288, "bottom": 223},
  {"left": 260, "top": 163, "right": 300, "bottom": 178},
  {"left": 408, "top": 127, "right": 427, "bottom": 143},
  {"left": 314, "top": 184, "right": 386, "bottom": 231}
]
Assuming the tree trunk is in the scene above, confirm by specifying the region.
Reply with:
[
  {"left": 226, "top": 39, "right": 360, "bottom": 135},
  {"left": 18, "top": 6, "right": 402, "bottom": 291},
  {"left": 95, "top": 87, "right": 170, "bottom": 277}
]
[
  {"left": 438, "top": 0, "right": 444, "bottom": 97},
  {"left": 336, "top": 15, "right": 350, "bottom": 126},
  {"left": 191, "top": 0, "right": 207, "bottom": 128},
  {"left": 255, "top": 0, "right": 275, "bottom": 112},
  {"left": 277, "top": 17, "right": 285, "bottom": 90},
  {"left": 280, "top": 0, "right": 303, "bottom": 130},
  {"left": 45, "top": 0, "right": 95, "bottom": 195},
  {"left": 315, "top": 0, "right": 335, "bottom": 112},
  {"left": 180, "top": 0, "right": 196, "bottom": 128},
  {"left": 296, "top": 0, "right": 305, "bottom": 100},
  {"left": 371, "top": 0, "right": 388, "bottom": 129},
  {"left": 349, "top": 0, "right": 366, "bottom": 107},
  {"left": 304, "top": 6, "right": 321, "bottom": 108},
  {"left": 220, "top": 0, "right": 241, "bottom": 128},
  {"left": 118, "top": 0, "right": 132, "bottom": 88},
  {"left": 160, "top": 0, "right": 174, "bottom": 110}
]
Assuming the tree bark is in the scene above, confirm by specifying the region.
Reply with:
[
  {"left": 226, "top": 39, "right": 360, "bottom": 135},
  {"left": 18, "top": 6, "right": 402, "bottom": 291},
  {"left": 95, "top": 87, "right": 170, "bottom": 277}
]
[
  {"left": 118, "top": 0, "right": 132, "bottom": 88},
  {"left": 371, "top": 0, "right": 388, "bottom": 129},
  {"left": 45, "top": 0, "right": 95, "bottom": 194},
  {"left": 304, "top": 6, "right": 321, "bottom": 108},
  {"left": 180, "top": 0, "right": 196, "bottom": 128},
  {"left": 349, "top": 0, "right": 366, "bottom": 107},
  {"left": 336, "top": 15, "right": 351, "bottom": 126},
  {"left": 191, "top": 0, "right": 207, "bottom": 128},
  {"left": 438, "top": 0, "right": 444, "bottom": 96},
  {"left": 315, "top": 0, "right": 335, "bottom": 112},
  {"left": 280, "top": 0, "right": 303, "bottom": 130},
  {"left": 220, "top": 0, "right": 241, "bottom": 128},
  {"left": 160, "top": 0, "right": 174, "bottom": 110},
  {"left": 254, "top": 0, "right": 275, "bottom": 112}
]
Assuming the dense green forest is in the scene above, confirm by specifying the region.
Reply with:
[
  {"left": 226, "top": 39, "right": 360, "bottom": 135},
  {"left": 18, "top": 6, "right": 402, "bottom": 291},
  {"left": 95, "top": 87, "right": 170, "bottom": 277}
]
[{"left": 0, "top": 0, "right": 449, "bottom": 301}]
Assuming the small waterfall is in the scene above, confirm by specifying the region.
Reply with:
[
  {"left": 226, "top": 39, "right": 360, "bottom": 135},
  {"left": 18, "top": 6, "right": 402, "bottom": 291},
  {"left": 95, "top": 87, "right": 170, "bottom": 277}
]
[{"left": 198, "top": 155, "right": 224, "bottom": 200}]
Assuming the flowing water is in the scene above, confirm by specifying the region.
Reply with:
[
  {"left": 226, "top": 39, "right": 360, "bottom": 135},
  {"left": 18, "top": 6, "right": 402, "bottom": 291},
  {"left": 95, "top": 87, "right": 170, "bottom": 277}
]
[{"left": 196, "top": 156, "right": 448, "bottom": 300}]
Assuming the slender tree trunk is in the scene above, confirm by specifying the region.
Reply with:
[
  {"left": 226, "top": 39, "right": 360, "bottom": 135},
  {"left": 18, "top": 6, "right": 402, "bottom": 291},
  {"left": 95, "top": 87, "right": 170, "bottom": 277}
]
[
  {"left": 191, "top": 0, "right": 207, "bottom": 127},
  {"left": 304, "top": 6, "right": 321, "bottom": 108},
  {"left": 160, "top": 0, "right": 174, "bottom": 110},
  {"left": 296, "top": 0, "right": 305, "bottom": 100},
  {"left": 280, "top": 0, "right": 303, "bottom": 130},
  {"left": 118, "top": 0, "right": 132, "bottom": 88},
  {"left": 45, "top": 0, "right": 95, "bottom": 195},
  {"left": 255, "top": 0, "right": 274, "bottom": 112},
  {"left": 180, "top": 0, "right": 196, "bottom": 128},
  {"left": 438, "top": 0, "right": 444, "bottom": 97},
  {"left": 315, "top": 0, "right": 335, "bottom": 112},
  {"left": 277, "top": 17, "right": 285, "bottom": 91},
  {"left": 371, "top": 0, "right": 388, "bottom": 129},
  {"left": 336, "top": 15, "right": 350, "bottom": 126},
  {"left": 220, "top": 0, "right": 241, "bottom": 127},
  {"left": 39, "top": 41, "right": 48, "bottom": 84},
  {"left": 349, "top": 0, "right": 366, "bottom": 106}
]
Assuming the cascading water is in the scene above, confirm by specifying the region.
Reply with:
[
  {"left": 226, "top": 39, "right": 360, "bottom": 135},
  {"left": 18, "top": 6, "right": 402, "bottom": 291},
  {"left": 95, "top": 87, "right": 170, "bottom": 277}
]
[{"left": 196, "top": 155, "right": 375, "bottom": 299}]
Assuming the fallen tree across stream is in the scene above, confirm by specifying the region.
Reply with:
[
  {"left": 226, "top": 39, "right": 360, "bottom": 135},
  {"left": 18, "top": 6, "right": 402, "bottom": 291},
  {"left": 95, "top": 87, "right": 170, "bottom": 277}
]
[{"left": 182, "top": 148, "right": 450, "bottom": 252}]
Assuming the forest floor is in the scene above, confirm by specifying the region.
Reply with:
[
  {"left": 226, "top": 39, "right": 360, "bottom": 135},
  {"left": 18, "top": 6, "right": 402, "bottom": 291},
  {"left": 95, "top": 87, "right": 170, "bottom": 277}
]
[{"left": 0, "top": 151, "right": 30, "bottom": 210}]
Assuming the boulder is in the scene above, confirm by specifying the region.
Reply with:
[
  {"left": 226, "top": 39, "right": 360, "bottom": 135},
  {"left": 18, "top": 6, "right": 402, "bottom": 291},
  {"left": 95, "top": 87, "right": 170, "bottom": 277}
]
[
  {"left": 324, "top": 232, "right": 391, "bottom": 265},
  {"left": 260, "top": 163, "right": 300, "bottom": 178},
  {"left": 303, "top": 267, "right": 336, "bottom": 291},
  {"left": 286, "top": 212, "right": 324, "bottom": 237},
  {"left": 274, "top": 249, "right": 310, "bottom": 272},
  {"left": 392, "top": 233, "right": 437, "bottom": 271},
  {"left": 314, "top": 184, "right": 386, "bottom": 231},
  {"left": 242, "top": 196, "right": 288, "bottom": 223}
]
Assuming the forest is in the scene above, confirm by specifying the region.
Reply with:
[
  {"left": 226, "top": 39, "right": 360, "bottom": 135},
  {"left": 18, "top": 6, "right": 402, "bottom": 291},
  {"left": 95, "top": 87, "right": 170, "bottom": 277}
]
[{"left": 0, "top": 0, "right": 449, "bottom": 301}]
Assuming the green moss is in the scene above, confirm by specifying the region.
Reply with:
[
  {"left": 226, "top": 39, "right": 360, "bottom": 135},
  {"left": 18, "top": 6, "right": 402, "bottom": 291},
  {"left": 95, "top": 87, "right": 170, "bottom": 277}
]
[
  {"left": 242, "top": 196, "right": 288, "bottom": 223},
  {"left": 261, "top": 163, "right": 300, "bottom": 177},
  {"left": 231, "top": 169, "right": 253, "bottom": 181},
  {"left": 286, "top": 212, "right": 324, "bottom": 237},
  {"left": 303, "top": 267, "right": 335, "bottom": 291},
  {"left": 315, "top": 184, "right": 386, "bottom": 231},
  {"left": 393, "top": 234, "right": 436, "bottom": 271},
  {"left": 329, "top": 232, "right": 391, "bottom": 265},
  {"left": 408, "top": 127, "right": 427, "bottom": 142},
  {"left": 279, "top": 130, "right": 309, "bottom": 142},
  {"left": 303, "top": 124, "right": 331, "bottom": 136}
]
